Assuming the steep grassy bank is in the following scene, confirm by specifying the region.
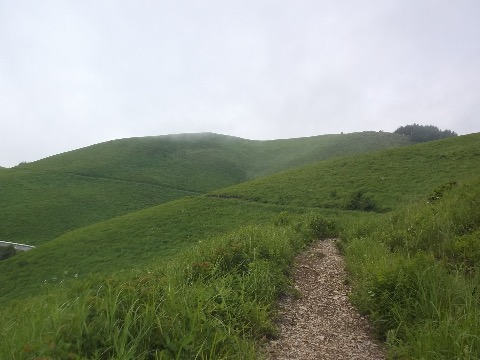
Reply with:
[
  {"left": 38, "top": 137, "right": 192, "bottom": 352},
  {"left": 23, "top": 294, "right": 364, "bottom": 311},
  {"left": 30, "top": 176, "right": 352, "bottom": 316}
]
[{"left": 342, "top": 176, "right": 480, "bottom": 358}]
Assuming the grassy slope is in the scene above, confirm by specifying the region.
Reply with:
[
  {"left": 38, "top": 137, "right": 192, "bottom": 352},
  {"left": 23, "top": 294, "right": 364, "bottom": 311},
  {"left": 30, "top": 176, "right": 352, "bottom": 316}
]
[
  {"left": 211, "top": 133, "right": 480, "bottom": 211},
  {"left": 23, "top": 132, "right": 410, "bottom": 187},
  {"left": 1, "top": 131, "right": 409, "bottom": 245},
  {"left": 342, "top": 175, "right": 480, "bottom": 359},
  {"left": 0, "top": 197, "right": 304, "bottom": 304},
  {"left": 2, "top": 133, "right": 475, "bottom": 305}
]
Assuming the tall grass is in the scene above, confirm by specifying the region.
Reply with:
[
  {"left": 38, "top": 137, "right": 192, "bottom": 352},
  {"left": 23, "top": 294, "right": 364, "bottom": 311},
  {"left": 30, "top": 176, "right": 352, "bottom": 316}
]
[
  {"left": 343, "top": 177, "right": 480, "bottom": 358},
  {"left": 0, "top": 217, "right": 325, "bottom": 359}
]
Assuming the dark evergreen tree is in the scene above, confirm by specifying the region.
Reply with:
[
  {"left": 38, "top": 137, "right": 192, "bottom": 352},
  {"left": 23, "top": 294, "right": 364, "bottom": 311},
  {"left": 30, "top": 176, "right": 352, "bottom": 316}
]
[{"left": 394, "top": 124, "right": 457, "bottom": 143}]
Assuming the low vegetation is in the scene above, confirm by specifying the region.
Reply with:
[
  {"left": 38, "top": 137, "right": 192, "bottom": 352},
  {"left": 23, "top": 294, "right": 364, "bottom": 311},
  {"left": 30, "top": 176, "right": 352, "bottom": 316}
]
[
  {"left": 0, "top": 245, "right": 16, "bottom": 261},
  {"left": 210, "top": 133, "right": 480, "bottom": 211},
  {"left": 0, "top": 197, "right": 304, "bottom": 304}
]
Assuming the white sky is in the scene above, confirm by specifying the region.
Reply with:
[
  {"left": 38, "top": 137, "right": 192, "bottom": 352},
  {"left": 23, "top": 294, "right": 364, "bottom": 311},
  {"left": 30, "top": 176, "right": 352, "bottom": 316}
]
[{"left": 1, "top": 0, "right": 479, "bottom": 167}]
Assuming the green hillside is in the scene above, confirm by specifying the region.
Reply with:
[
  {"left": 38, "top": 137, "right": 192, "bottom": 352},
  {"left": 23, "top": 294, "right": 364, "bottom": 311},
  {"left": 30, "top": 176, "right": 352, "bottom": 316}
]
[
  {"left": 0, "top": 131, "right": 409, "bottom": 245},
  {"left": 22, "top": 131, "right": 410, "bottom": 188},
  {"left": 0, "top": 132, "right": 479, "bottom": 359},
  {"left": 2, "top": 133, "right": 475, "bottom": 305},
  {"left": 0, "top": 169, "right": 191, "bottom": 245}
]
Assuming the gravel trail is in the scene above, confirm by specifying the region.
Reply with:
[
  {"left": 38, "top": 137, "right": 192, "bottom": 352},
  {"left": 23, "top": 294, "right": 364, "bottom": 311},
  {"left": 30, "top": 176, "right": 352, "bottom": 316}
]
[{"left": 263, "top": 239, "right": 386, "bottom": 360}]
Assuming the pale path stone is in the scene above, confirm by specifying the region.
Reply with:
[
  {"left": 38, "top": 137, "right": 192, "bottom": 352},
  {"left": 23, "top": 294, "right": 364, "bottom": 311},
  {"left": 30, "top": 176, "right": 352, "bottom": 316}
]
[{"left": 263, "top": 239, "right": 386, "bottom": 360}]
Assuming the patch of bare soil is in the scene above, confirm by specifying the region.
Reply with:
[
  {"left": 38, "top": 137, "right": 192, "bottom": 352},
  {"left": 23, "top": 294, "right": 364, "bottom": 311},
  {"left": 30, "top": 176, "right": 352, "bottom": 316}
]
[{"left": 263, "top": 239, "right": 386, "bottom": 360}]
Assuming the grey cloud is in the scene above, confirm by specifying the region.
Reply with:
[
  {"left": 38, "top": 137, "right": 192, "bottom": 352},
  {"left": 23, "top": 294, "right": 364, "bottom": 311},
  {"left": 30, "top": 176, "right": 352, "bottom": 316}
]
[{"left": 1, "top": 0, "right": 479, "bottom": 166}]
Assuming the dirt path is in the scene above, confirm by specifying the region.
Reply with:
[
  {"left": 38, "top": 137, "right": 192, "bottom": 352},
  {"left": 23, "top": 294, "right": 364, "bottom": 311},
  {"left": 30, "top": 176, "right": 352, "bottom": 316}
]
[{"left": 263, "top": 239, "right": 386, "bottom": 360}]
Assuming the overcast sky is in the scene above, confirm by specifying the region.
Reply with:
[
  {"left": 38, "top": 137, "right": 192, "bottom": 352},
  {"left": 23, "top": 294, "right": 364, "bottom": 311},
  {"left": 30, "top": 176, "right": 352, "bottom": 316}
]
[{"left": 1, "top": 1, "right": 479, "bottom": 167}]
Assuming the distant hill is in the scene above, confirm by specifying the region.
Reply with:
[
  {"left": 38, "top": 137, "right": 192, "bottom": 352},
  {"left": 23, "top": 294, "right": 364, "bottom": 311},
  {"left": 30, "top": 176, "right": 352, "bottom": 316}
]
[
  {"left": 22, "top": 132, "right": 410, "bottom": 189},
  {"left": 0, "top": 131, "right": 409, "bottom": 245}
]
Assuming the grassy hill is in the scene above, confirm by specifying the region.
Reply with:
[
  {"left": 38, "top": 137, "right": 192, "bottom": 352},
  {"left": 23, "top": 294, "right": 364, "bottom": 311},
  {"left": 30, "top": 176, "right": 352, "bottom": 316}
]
[
  {"left": 1, "top": 133, "right": 476, "bottom": 305},
  {"left": 21, "top": 131, "right": 410, "bottom": 189},
  {"left": 1, "top": 132, "right": 478, "bottom": 358},
  {"left": 0, "top": 131, "right": 409, "bottom": 245},
  {"left": 0, "top": 169, "right": 191, "bottom": 245}
]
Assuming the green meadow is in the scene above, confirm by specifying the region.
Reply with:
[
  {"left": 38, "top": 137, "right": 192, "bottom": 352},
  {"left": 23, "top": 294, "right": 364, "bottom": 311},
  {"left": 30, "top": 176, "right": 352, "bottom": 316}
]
[{"left": 0, "top": 131, "right": 479, "bottom": 359}]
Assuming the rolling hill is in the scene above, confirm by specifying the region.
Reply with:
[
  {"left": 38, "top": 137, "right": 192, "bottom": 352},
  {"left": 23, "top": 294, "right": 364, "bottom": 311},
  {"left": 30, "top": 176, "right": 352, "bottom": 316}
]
[
  {"left": 0, "top": 131, "right": 409, "bottom": 245},
  {"left": 1, "top": 132, "right": 478, "bottom": 305}
]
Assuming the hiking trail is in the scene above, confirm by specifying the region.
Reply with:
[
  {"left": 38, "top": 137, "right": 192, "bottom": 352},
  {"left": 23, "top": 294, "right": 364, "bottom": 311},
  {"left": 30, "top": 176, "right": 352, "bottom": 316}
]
[{"left": 263, "top": 239, "right": 386, "bottom": 360}]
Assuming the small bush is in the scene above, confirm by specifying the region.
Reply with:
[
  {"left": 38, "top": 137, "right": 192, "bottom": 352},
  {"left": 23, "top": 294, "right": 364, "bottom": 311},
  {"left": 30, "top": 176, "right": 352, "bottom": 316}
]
[
  {"left": 300, "top": 213, "right": 338, "bottom": 240},
  {"left": 272, "top": 211, "right": 292, "bottom": 227},
  {"left": 345, "top": 191, "right": 378, "bottom": 212},
  {"left": 445, "top": 230, "right": 480, "bottom": 273},
  {"left": 427, "top": 181, "right": 457, "bottom": 202}
]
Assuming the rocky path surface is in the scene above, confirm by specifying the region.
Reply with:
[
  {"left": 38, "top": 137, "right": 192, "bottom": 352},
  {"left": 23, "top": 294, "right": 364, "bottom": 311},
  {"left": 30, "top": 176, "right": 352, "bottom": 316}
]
[{"left": 263, "top": 239, "right": 386, "bottom": 360}]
